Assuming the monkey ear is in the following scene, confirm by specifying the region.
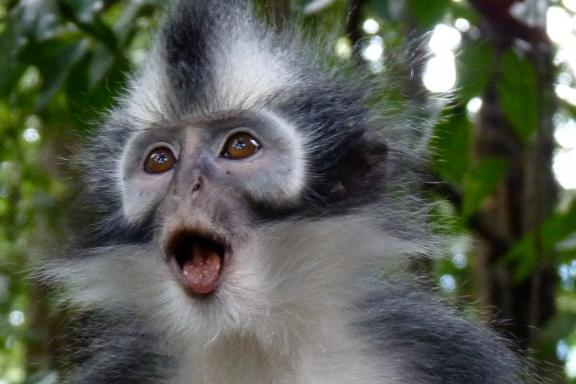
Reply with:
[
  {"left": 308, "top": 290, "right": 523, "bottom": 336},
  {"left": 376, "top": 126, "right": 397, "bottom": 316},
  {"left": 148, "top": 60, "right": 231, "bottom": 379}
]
[{"left": 336, "top": 132, "right": 389, "bottom": 196}]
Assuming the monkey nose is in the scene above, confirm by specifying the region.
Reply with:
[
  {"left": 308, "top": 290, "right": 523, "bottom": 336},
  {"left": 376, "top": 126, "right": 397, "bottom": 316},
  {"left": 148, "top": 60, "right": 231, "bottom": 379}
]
[
  {"left": 191, "top": 176, "right": 202, "bottom": 193},
  {"left": 186, "top": 173, "right": 204, "bottom": 194}
]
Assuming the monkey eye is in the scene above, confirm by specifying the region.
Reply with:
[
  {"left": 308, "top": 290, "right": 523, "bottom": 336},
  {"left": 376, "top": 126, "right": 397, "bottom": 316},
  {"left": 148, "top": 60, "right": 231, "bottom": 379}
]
[
  {"left": 221, "top": 132, "right": 261, "bottom": 160},
  {"left": 144, "top": 146, "right": 176, "bottom": 174}
]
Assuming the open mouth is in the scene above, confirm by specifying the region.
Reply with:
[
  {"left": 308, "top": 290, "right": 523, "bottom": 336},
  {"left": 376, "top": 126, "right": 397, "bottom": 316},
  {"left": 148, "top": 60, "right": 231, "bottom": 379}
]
[{"left": 166, "top": 231, "right": 228, "bottom": 296}]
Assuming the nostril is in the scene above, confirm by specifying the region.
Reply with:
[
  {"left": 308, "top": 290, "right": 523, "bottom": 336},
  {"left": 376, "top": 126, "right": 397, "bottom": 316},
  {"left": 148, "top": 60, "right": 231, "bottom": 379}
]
[{"left": 191, "top": 176, "right": 202, "bottom": 192}]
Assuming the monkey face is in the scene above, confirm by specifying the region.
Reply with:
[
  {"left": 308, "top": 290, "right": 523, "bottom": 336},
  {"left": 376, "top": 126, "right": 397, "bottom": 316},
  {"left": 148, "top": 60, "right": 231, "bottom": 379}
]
[
  {"left": 118, "top": 110, "right": 304, "bottom": 294},
  {"left": 67, "top": 110, "right": 308, "bottom": 339}
]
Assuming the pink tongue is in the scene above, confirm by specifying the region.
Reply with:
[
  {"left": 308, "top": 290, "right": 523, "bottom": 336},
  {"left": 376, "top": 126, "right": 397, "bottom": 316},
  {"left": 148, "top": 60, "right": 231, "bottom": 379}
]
[{"left": 181, "top": 244, "right": 222, "bottom": 295}]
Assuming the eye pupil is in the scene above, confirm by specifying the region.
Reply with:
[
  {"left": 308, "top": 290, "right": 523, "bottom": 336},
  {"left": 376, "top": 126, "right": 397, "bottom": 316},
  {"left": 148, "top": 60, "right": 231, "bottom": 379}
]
[
  {"left": 222, "top": 132, "right": 261, "bottom": 160},
  {"left": 144, "top": 147, "right": 176, "bottom": 174},
  {"left": 234, "top": 141, "right": 246, "bottom": 150},
  {"left": 155, "top": 153, "right": 169, "bottom": 163}
]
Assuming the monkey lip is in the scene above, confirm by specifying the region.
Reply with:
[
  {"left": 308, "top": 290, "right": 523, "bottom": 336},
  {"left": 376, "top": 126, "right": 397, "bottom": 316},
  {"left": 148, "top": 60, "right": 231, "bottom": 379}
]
[{"left": 166, "top": 231, "right": 228, "bottom": 296}]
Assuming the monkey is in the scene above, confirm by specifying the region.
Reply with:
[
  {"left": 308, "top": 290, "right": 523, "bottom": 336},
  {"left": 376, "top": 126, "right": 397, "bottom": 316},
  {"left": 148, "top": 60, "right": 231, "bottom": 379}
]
[{"left": 43, "top": 0, "right": 529, "bottom": 383}]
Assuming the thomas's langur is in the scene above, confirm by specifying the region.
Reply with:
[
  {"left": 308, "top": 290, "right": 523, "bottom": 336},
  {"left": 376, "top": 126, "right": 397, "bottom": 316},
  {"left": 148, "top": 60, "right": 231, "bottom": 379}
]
[{"left": 44, "top": 1, "right": 526, "bottom": 383}]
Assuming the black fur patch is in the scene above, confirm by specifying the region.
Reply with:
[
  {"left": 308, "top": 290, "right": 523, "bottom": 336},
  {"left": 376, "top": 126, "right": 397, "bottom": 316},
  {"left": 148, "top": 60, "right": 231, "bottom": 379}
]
[
  {"left": 61, "top": 314, "right": 170, "bottom": 384},
  {"left": 356, "top": 282, "right": 527, "bottom": 384}
]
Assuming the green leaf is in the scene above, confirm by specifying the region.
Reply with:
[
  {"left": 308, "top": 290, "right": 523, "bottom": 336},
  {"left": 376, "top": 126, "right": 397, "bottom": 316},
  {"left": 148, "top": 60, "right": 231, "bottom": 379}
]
[
  {"left": 498, "top": 50, "right": 539, "bottom": 141},
  {"left": 407, "top": 0, "right": 450, "bottom": 28},
  {"left": 450, "top": 2, "right": 479, "bottom": 22},
  {"left": 58, "top": 0, "right": 100, "bottom": 20},
  {"left": 13, "top": 0, "right": 60, "bottom": 40},
  {"left": 462, "top": 157, "right": 509, "bottom": 218},
  {"left": 58, "top": 0, "right": 118, "bottom": 51},
  {"left": 20, "top": 38, "right": 88, "bottom": 109},
  {"left": 504, "top": 234, "right": 536, "bottom": 283},
  {"left": 456, "top": 41, "right": 493, "bottom": 101},
  {"left": 0, "top": 23, "right": 26, "bottom": 99},
  {"left": 542, "top": 199, "right": 576, "bottom": 254},
  {"left": 368, "top": 0, "right": 406, "bottom": 23},
  {"left": 503, "top": 198, "right": 576, "bottom": 282},
  {"left": 431, "top": 107, "right": 471, "bottom": 184},
  {"left": 88, "top": 44, "right": 117, "bottom": 87}
]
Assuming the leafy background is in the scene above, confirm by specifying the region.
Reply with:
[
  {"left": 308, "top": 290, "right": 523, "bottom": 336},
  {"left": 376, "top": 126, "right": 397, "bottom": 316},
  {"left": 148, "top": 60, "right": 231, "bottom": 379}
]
[{"left": 1, "top": 0, "right": 575, "bottom": 383}]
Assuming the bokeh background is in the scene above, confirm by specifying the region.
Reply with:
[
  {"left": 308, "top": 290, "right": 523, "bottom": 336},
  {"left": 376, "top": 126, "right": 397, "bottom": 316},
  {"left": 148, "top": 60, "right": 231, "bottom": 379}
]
[{"left": 1, "top": 0, "right": 576, "bottom": 382}]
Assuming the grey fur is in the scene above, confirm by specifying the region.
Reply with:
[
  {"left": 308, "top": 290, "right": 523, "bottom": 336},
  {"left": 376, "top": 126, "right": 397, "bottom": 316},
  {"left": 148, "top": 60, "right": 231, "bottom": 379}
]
[{"left": 47, "top": 0, "right": 529, "bottom": 383}]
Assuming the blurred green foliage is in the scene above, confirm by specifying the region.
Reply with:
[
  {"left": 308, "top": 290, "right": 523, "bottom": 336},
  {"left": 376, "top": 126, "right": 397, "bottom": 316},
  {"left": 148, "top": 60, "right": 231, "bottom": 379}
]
[{"left": 0, "top": 0, "right": 575, "bottom": 383}]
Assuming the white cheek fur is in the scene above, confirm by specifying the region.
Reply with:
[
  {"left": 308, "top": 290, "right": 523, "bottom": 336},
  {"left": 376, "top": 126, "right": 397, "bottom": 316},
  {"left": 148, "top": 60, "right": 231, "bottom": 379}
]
[
  {"left": 43, "top": 212, "right": 421, "bottom": 331},
  {"left": 121, "top": 186, "right": 162, "bottom": 223}
]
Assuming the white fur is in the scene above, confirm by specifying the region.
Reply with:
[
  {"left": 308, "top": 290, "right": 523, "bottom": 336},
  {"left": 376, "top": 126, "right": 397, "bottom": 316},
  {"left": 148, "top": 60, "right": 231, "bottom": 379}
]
[
  {"left": 123, "top": 49, "right": 172, "bottom": 124},
  {"left": 212, "top": 30, "right": 295, "bottom": 111}
]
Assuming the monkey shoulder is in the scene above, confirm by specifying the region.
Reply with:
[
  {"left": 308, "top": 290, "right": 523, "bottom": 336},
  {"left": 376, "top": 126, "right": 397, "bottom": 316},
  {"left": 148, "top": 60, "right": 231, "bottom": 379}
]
[
  {"left": 354, "top": 282, "right": 528, "bottom": 384},
  {"left": 60, "top": 316, "right": 170, "bottom": 384}
]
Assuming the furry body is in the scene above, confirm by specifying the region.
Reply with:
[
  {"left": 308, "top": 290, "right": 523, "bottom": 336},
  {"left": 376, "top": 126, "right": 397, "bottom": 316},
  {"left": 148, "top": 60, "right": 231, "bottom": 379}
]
[
  {"left": 48, "top": 1, "right": 526, "bottom": 383},
  {"left": 64, "top": 282, "right": 525, "bottom": 384}
]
